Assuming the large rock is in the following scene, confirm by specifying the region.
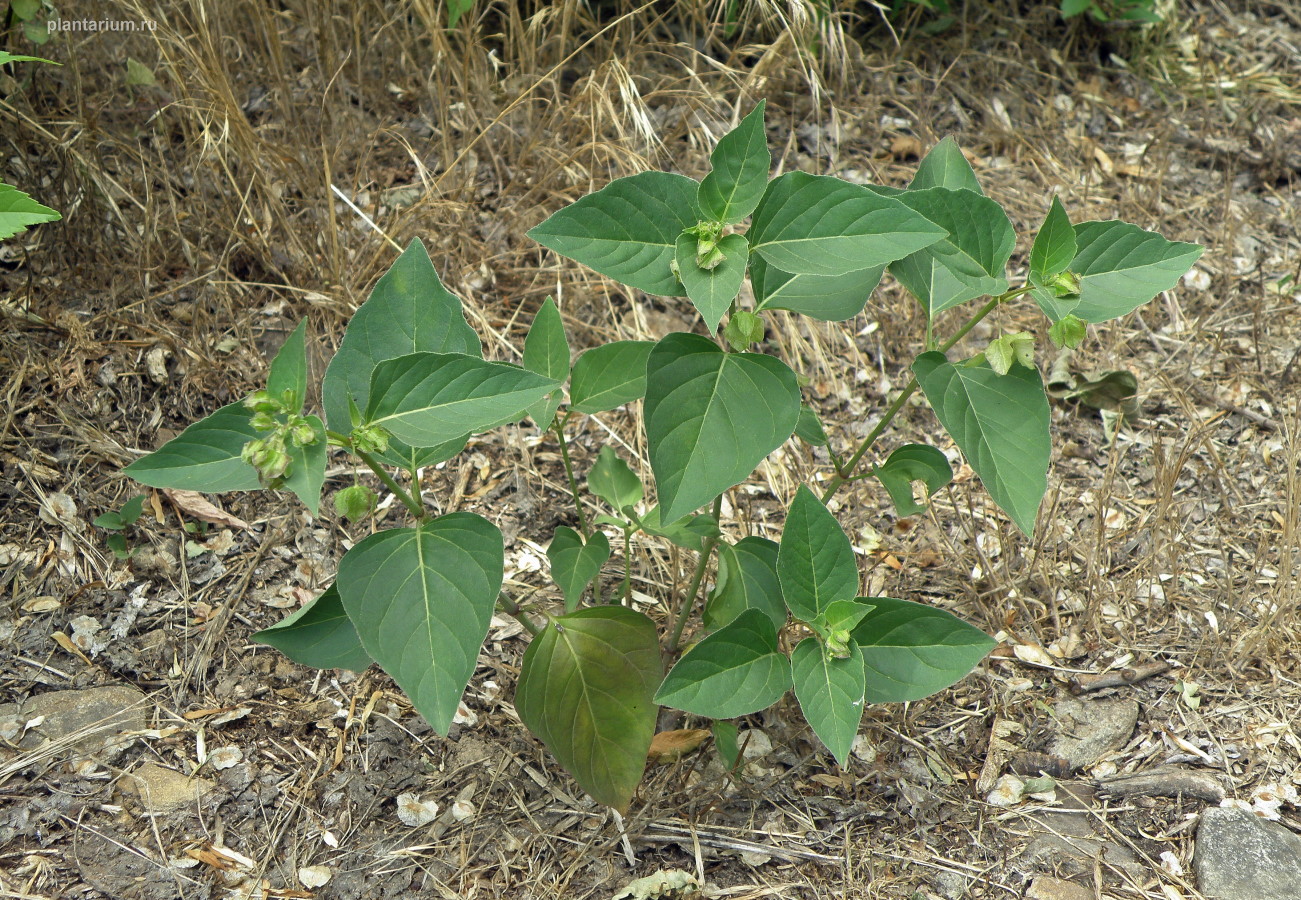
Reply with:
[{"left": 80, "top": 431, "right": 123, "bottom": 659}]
[
  {"left": 1195, "top": 806, "right": 1301, "bottom": 900},
  {"left": 0, "top": 685, "right": 147, "bottom": 766},
  {"left": 1047, "top": 696, "right": 1138, "bottom": 771}
]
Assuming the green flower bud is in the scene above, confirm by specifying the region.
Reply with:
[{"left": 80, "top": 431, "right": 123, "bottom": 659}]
[
  {"left": 826, "top": 628, "right": 853, "bottom": 660},
  {"left": 289, "top": 418, "right": 318, "bottom": 447},
  {"left": 1048, "top": 314, "right": 1087, "bottom": 350},
  {"left": 243, "top": 389, "right": 283, "bottom": 415},
  {"left": 351, "top": 424, "right": 390, "bottom": 455},
  {"left": 333, "top": 484, "right": 377, "bottom": 522},
  {"left": 250, "top": 411, "right": 278, "bottom": 432},
  {"left": 723, "top": 310, "right": 765, "bottom": 351},
  {"left": 1048, "top": 269, "right": 1082, "bottom": 300}
]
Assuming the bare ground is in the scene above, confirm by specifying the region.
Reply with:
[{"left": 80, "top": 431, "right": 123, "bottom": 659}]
[{"left": 2, "top": 1, "right": 1300, "bottom": 898}]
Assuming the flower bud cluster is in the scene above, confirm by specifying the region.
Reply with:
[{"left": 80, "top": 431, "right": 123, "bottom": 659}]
[{"left": 240, "top": 390, "right": 320, "bottom": 487}]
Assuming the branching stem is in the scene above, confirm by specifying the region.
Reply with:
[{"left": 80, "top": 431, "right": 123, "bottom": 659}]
[
  {"left": 355, "top": 449, "right": 425, "bottom": 519},
  {"left": 553, "top": 413, "right": 588, "bottom": 535},
  {"left": 496, "top": 592, "right": 541, "bottom": 637}
]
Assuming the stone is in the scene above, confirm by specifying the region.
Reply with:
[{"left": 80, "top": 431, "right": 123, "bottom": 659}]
[
  {"left": 1195, "top": 806, "right": 1301, "bottom": 900},
  {"left": 1027, "top": 876, "right": 1093, "bottom": 900},
  {"left": 1047, "top": 697, "right": 1138, "bottom": 771},
  {"left": 1020, "top": 781, "right": 1143, "bottom": 881},
  {"left": 123, "top": 763, "right": 214, "bottom": 813},
  {"left": 0, "top": 685, "right": 147, "bottom": 766}
]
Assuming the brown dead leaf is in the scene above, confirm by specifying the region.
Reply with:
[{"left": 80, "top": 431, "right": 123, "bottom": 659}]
[
  {"left": 163, "top": 489, "right": 251, "bottom": 529},
  {"left": 890, "top": 135, "right": 923, "bottom": 160},
  {"left": 647, "top": 728, "right": 710, "bottom": 764}
]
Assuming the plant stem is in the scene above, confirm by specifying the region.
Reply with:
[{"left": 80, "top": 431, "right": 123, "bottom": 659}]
[
  {"left": 820, "top": 291, "right": 1014, "bottom": 503},
  {"left": 356, "top": 449, "right": 426, "bottom": 519},
  {"left": 553, "top": 413, "right": 588, "bottom": 535},
  {"left": 496, "top": 592, "right": 541, "bottom": 637},
  {"left": 666, "top": 495, "right": 724, "bottom": 654},
  {"left": 620, "top": 528, "right": 633, "bottom": 604}
]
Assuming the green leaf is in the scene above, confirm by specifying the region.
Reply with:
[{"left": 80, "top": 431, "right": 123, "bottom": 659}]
[
  {"left": 778, "top": 485, "right": 858, "bottom": 621},
  {"left": 516, "top": 606, "right": 662, "bottom": 812},
  {"left": 697, "top": 100, "right": 770, "bottom": 224},
  {"left": 909, "top": 136, "right": 984, "bottom": 194},
  {"left": 125, "top": 401, "right": 261, "bottom": 492},
  {"left": 645, "top": 333, "right": 800, "bottom": 523},
  {"left": 569, "top": 340, "right": 655, "bottom": 414},
  {"left": 795, "top": 405, "right": 829, "bottom": 446},
  {"left": 548, "top": 527, "right": 612, "bottom": 612},
  {"left": 813, "top": 598, "right": 876, "bottom": 639},
  {"left": 705, "top": 537, "right": 786, "bottom": 632},
  {"left": 871, "top": 444, "right": 953, "bottom": 517},
  {"left": 267, "top": 320, "right": 308, "bottom": 413},
  {"left": 252, "top": 584, "right": 372, "bottom": 672},
  {"left": 322, "top": 239, "right": 480, "bottom": 433},
  {"left": 336, "top": 514, "right": 503, "bottom": 734},
  {"left": 283, "top": 415, "right": 327, "bottom": 514},
  {"left": 321, "top": 239, "right": 480, "bottom": 469},
  {"left": 750, "top": 254, "right": 883, "bottom": 321},
  {"left": 107, "top": 533, "right": 131, "bottom": 559},
  {"left": 527, "top": 171, "right": 700, "bottom": 296},
  {"left": 0, "top": 180, "right": 61, "bottom": 241},
  {"left": 748, "top": 172, "right": 945, "bottom": 276},
  {"left": 523, "top": 297, "right": 569, "bottom": 428},
  {"left": 639, "top": 506, "right": 720, "bottom": 552},
  {"left": 912, "top": 351, "right": 1050, "bottom": 535},
  {"left": 712, "top": 720, "right": 742, "bottom": 770},
  {"left": 655, "top": 608, "right": 791, "bottom": 719},
  {"left": 675, "top": 232, "right": 748, "bottom": 331},
  {"left": 887, "top": 186, "right": 1015, "bottom": 318},
  {"left": 1029, "top": 196, "right": 1076, "bottom": 284},
  {"left": 94, "top": 495, "right": 147, "bottom": 531},
  {"left": 125, "top": 57, "right": 156, "bottom": 87},
  {"left": 851, "top": 596, "right": 996, "bottom": 702},
  {"left": 365, "top": 352, "right": 559, "bottom": 447},
  {"left": 723, "top": 309, "right": 765, "bottom": 352},
  {"left": 588, "top": 446, "right": 643, "bottom": 514},
  {"left": 446, "top": 0, "right": 475, "bottom": 27},
  {"left": 1034, "top": 221, "right": 1203, "bottom": 324},
  {"left": 791, "top": 636, "right": 866, "bottom": 767}
]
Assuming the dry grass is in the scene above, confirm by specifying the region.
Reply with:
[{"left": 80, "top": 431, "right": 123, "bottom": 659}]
[{"left": 2, "top": 0, "right": 1301, "bottom": 897}]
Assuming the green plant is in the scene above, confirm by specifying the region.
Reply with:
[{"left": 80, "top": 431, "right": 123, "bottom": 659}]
[
  {"left": 122, "top": 101, "right": 1201, "bottom": 811},
  {"left": 5, "top": 1, "right": 52, "bottom": 46},
  {"left": 1, "top": 49, "right": 60, "bottom": 241},
  {"left": 93, "top": 495, "right": 147, "bottom": 559},
  {"left": 1059, "top": 0, "right": 1162, "bottom": 25}
]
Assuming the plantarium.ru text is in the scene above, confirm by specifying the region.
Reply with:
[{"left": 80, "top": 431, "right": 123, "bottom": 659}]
[{"left": 123, "top": 101, "right": 1202, "bottom": 812}]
